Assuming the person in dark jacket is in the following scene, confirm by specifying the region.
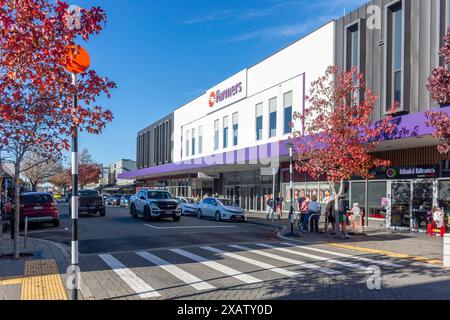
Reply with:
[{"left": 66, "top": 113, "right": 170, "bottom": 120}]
[
  {"left": 324, "top": 198, "right": 336, "bottom": 234},
  {"left": 338, "top": 196, "right": 350, "bottom": 238}
]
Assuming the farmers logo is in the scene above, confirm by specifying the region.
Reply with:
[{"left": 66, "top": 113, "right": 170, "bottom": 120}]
[
  {"left": 386, "top": 168, "right": 398, "bottom": 179},
  {"left": 208, "top": 91, "right": 216, "bottom": 108},
  {"left": 208, "top": 82, "right": 243, "bottom": 108}
]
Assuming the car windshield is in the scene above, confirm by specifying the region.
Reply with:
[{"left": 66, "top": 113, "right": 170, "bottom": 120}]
[
  {"left": 79, "top": 190, "right": 99, "bottom": 197},
  {"left": 218, "top": 199, "right": 235, "bottom": 207},
  {"left": 113, "top": 195, "right": 122, "bottom": 198},
  {"left": 124, "top": 195, "right": 131, "bottom": 199},
  {"left": 147, "top": 191, "right": 173, "bottom": 200},
  {"left": 22, "top": 194, "right": 52, "bottom": 205},
  {"left": 186, "top": 198, "right": 196, "bottom": 204}
]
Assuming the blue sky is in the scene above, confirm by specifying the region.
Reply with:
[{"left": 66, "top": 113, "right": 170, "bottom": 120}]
[{"left": 71, "top": 0, "right": 367, "bottom": 167}]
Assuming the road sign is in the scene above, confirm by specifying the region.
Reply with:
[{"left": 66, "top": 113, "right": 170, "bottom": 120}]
[{"left": 64, "top": 45, "right": 90, "bottom": 74}]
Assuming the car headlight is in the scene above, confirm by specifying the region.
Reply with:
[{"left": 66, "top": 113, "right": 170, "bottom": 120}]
[{"left": 150, "top": 203, "right": 159, "bottom": 210}]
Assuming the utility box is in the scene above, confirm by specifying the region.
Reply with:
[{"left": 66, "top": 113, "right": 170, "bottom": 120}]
[{"left": 444, "top": 234, "right": 450, "bottom": 268}]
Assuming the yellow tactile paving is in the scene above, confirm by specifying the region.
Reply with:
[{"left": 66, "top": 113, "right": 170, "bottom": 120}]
[
  {"left": 21, "top": 260, "right": 68, "bottom": 300},
  {"left": 328, "top": 243, "right": 443, "bottom": 266},
  {"left": 0, "top": 277, "right": 23, "bottom": 286}
]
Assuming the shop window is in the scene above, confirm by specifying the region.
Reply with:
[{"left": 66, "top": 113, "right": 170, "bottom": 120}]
[
  {"left": 256, "top": 103, "right": 263, "bottom": 141},
  {"left": 223, "top": 116, "right": 229, "bottom": 149},
  {"left": 214, "top": 119, "right": 219, "bottom": 151},
  {"left": 198, "top": 126, "right": 203, "bottom": 154},
  {"left": 283, "top": 91, "right": 293, "bottom": 135},
  {"left": 191, "top": 128, "right": 196, "bottom": 156},
  {"left": 232, "top": 112, "right": 239, "bottom": 146},
  {"left": 351, "top": 182, "right": 366, "bottom": 212},
  {"left": 439, "top": 180, "right": 450, "bottom": 230},
  {"left": 385, "top": 1, "right": 403, "bottom": 108},
  {"left": 269, "top": 97, "right": 277, "bottom": 138},
  {"left": 185, "top": 130, "right": 190, "bottom": 158},
  {"left": 368, "top": 182, "right": 387, "bottom": 219},
  {"left": 346, "top": 23, "right": 359, "bottom": 73}
]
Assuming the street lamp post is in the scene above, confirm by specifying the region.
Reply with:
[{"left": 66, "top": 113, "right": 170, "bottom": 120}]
[
  {"left": 289, "top": 144, "right": 295, "bottom": 236},
  {"left": 64, "top": 44, "right": 90, "bottom": 301},
  {"left": 71, "top": 73, "right": 79, "bottom": 301}
]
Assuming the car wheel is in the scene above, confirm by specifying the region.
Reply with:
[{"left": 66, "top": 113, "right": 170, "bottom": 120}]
[
  {"left": 144, "top": 206, "right": 152, "bottom": 222},
  {"left": 130, "top": 205, "right": 138, "bottom": 218},
  {"left": 215, "top": 212, "right": 222, "bottom": 222},
  {"left": 53, "top": 220, "right": 60, "bottom": 228},
  {"left": 173, "top": 216, "right": 181, "bottom": 222},
  {"left": 197, "top": 210, "right": 203, "bottom": 219}
]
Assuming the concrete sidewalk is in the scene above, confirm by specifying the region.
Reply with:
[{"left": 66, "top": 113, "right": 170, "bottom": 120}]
[
  {"left": 246, "top": 211, "right": 445, "bottom": 266},
  {"left": 0, "top": 232, "right": 70, "bottom": 300}
]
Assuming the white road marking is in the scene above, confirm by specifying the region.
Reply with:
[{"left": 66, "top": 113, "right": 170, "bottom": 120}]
[
  {"left": 136, "top": 251, "right": 215, "bottom": 291},
  {"left": 145, "top": 224, "right": 237, "bottom": 230},
  {"left": 280, "top": 242, "right": 402, "bottom": 268},
  {"left": 170, "top": 248, "right": 262, "bottom": 284},
  {"left": 229, "top": 245, "right": 340, "bottom": 275},
  {"left": 201, "top": 246, "right": 300, "bottom": 278},
  {"left": 256, "top": 244, "right": 369, "bottom": 271},
  {"left": 98, "top": 254, "right": 161, "bottom": 299}
]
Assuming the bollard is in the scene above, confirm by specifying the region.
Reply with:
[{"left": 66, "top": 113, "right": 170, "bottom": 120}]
[
  {"left": 24, "top": 216, "right": 28, "bottom": 249},
  {"left": 444, "top": 234, "right": 450, "bottom": 268}
]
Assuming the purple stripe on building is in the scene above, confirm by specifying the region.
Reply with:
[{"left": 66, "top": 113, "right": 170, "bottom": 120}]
[{"left": 120, "top": 107, "right": 450, "bottom": 180}]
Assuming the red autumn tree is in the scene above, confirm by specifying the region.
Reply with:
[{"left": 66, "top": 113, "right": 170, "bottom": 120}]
[
  {"left": 68, "top": 163, "right": 102, "bottom": 189},
  {"left": 0, "top": 0, "right": 116, "bottom": 258},
  {"left": 292, "top": 66, "right": 398, "bottom": 237},
  {"left": 426, "top": 27, "right": 450, "bottom": 154}
]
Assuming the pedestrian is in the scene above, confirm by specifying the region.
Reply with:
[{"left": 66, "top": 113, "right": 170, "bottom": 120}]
[
  {"left": 297, "top": 190, "right": 306, "bottom": 212},
  {"left": 433, "top": 207, "right": 445, "bottom": 229},
  {"left": 324, "top": 197, "right": 336, "bottom": 235},
  {"left": 308, "top": 195, "right": 321, "bottom": 233},
  {"left": 300, "top": 195, "right": 310, "bottom": 232},
  {"left": 275, "top": 193, "right": 284, "bottom": 220},
  {"left": 266, "top": 195, "right": 274, "bottom": 220},
  {"left": 338, "top": 196, "right": 350, "bottom": 238}
]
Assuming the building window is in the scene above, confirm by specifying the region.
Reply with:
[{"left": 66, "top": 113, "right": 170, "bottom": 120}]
[
  {"left": 386, "top": 2, "right": 403, "bottom": 107},
  {"left": 346, "top": 23, "right": 359, "bottom": 74},
  {"left": 191, "top": 128, "right": 196, "bottom": 156},
  {"left": 223, "top": 116, "right": 229, "bottom": 149},
  {"left": 232, "top": 112, "right": 238, "bottom": 146},
  {"left": 214, "top": 120, "right": 219, "bottom": 151},
  {"left": 198, "top": 126, "right": 203, "bottom": 154},
  {"left": 283, "top": 91, "right": 293, "bottom": 135},
  {"left": 185, "top": 130, "right": 190, "bottom": 158},
  {"left": 255, "top": 103, "right": 263, "bottom": 141},
  {"left": 269, "top": 97, "right": 277, "bottom": 138}
]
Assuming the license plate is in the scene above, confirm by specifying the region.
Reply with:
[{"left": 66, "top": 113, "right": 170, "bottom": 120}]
[{"left": 33, "top": 206, "right": 44, "bottom": 210}]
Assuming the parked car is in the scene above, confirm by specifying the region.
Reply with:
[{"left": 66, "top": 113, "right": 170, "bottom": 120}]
[
  {"left": 120, "top": 195, "right": 132, "bottom": 208},
  {"left": 130, "top": 189, "right": 181, "bottom": 222},
  {"left": 70, "top": 189, "right": 106, "bottom": 217},
  {"left": 65, "top": 192, "right": 72, "bottom": 203},
  {"left": 110, "top": 194, "right": 123, "bottom": 206},
  {"left": 176, "top": 197, "right": 199, "bottom": 216},
  {"left": 17, "top": 192, "right": 60, "bottom": 227},
  {"left": 197, "top": 198, "right": 247, "bottom": 222}
]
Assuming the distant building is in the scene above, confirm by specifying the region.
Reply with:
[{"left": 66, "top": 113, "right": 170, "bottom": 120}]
[{"left": 101, "top": 159, "right": 137, "bottom": 194}]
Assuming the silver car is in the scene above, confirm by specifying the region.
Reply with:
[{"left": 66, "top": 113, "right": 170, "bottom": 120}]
[
  {"left": 197, "top": 198, "right": 247, "bottom": 222},
  {"left": 176, "top": 197, "right": 199, "bottom": 216}
]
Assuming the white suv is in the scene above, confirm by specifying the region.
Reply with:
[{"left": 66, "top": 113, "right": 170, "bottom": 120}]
[{"left": 130, "top": 189, "right": 181, "bottom": 222}]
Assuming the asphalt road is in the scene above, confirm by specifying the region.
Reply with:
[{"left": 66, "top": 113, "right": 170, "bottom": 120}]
[{"left": 26, "top": 204, "right": 275, "bottom": 255}]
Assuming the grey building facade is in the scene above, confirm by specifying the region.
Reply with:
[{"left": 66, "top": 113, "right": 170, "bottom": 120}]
[
  {"left": 334, "top": 0, "right": 450, "bottom": 121},
  {"left": 137, "top": 113, "right": 174, "bottom": 169}
]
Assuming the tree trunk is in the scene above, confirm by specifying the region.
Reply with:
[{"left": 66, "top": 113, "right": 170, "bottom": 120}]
[
  {"left": 13, "top": 161, "right": 21, "bottom": 260},
  {"left": 329, "top": 180, "right": 345, "bottom": 238}
]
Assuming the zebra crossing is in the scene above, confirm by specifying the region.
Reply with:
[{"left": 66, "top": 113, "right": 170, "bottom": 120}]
[{"left": 88, "top": 242, "right": 411, "bottom": 300}]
